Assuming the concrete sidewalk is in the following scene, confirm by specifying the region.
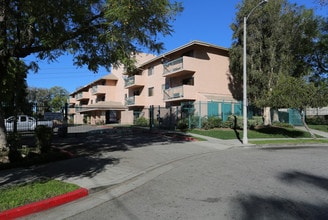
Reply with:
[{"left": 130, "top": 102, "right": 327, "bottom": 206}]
[
  {"left": 2, "top": 126, "right": 326, "bottom": 219},
  {"left": 295, "top": 126, "right": 328, "bottom": 138},
  {"left": 0, "top": 133, "right": 240, "bottom": 219},
  {"left": 22, "top": 139, "right": 238, "bottom": 220}
]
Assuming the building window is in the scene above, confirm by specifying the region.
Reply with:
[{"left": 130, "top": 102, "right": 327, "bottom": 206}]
[
  {"left": 148, "top": 66, "right": 154, "bottom": 76},
  {"left": 148, "top": 87, "right": 154, "bottom": 96}
]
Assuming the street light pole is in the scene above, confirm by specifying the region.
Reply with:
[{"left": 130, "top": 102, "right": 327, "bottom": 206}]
[{"left": 243, "top": 0, "right": 268, "bottom": 145}]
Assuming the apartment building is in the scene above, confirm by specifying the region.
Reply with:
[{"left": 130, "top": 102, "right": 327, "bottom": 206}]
[{"left": 69, "top": 41, "right": 240, "bottom": 125}]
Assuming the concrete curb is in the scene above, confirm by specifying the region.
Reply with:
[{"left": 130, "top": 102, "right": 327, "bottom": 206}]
[{"left": 0, "top": 188, "right": 88, "bottom": 220}]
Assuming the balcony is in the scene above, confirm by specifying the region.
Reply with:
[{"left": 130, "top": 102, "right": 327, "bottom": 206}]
[
  {"left": 163, "top": 85, "right": 196, "bottom": 102},
  {"left": 124, "top": 75, "right": 145, "bottom": 89},
  {"left": 68, "top": 97, "right": 76, "bottom": 105},
  {"left": 163, "top": 56, "right": 196, "bottom": 78},
  {"left": 76, "top": 92, "right": 90, "bottom": 101},
  {"left": 75, "top": 105, "right": 87, "bottom": 113},
  {"left": 68, "top": 107, "right": 76, "bottom": 114},
  {"left": 125, "top": 96, "right": 145, "bottom": 107},
  {"left": 91, "top": 85, "right": 107, "bottom": 95}
]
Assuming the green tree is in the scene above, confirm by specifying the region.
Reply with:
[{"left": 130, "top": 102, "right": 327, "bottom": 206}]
[
  {"left": 268, "top": 75, "right": 328, "bottom": 138},
  {"left": 1, "top": 59, "right": 30, "bottom": 117},
  {"left": 49, "top": 86, "right": 69, "bottom": 112},
  {"left": 0, "top": 59, "right": 30, "bottom": 149},
  {"left": 27, "top": 86, "right": 68, "bottom": 114},
  {"left": 309, "top": 17, "right": 328, "bottom": 84},
  {"left": 0, "top": 0, "right": 183, "bottom": 148},
  {"left": 26, "top": 87, "right": 50, "bottom": 106},
  {"left": 229, "top": 0, "right": 318, "bottom": 125},
  {"left": 27, "top": 87, "right": 51, "bottom": 114}
]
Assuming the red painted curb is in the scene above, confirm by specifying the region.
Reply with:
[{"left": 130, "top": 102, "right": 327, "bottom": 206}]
[{"left": 0, "top": 188, "right": 88, "bottom": 220}]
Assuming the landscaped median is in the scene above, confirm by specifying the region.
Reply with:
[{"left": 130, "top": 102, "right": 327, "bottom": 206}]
[{"left": 0, "top": 179, "right": 88, "bottom": 219}]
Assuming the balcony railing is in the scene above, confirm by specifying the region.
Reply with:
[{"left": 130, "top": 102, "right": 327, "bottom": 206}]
[
  {"left": 125, "top": 96, "right": 135, "bottom": 105},
  {"left": 163, "top": 57, "right": 195, "bottom": 77},
  {"left": 125, "top": 96, "right": 145, "bottom": 106},
  {"left": 68, "top": 97, "right": 76, "bottom": 104},
  {"left": 124, "top": 75, "right": 144, "bottom": 88},
  {"left": 91, "top": 85, "right": 107, "bottom": 95},
  {"left": 75, "top": 105, "right": 87, "bottom": 113},
  {"left": 76, "top": 92, "right": 90, "bottom": 100},
  {"left": 163, "top": 85, "right": 195, "bottom": 101}
]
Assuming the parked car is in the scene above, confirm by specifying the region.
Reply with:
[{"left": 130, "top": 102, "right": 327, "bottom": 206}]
[{"left": 4, "top": 115, "right": 53, "bottom": 132}]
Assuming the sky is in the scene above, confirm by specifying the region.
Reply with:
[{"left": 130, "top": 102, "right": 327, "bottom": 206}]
[{"left": 25, "top": 0, "right": 327, "bottom": 94}]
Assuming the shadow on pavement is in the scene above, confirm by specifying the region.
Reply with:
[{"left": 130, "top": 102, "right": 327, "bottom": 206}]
[
  {"left": 279, "top": 170, "right": 328, "bottom": 193},
  {"left": 0, "top": 127, "right": 193, "bottom": 189},
  {"left": 51, "top": 127, "right": 193, "bottom": 157},
  {"left": 33, "top": 156, "right": 120, "bottom": 180},
  {"left": 232, "top": 170, "right": 328, "bottom": 219},
  {"left": 0, "top": 156, "right": 119, "bottom": 188},
  {"left": 233, "top": 194, "right": 328, "bottom": 220}
]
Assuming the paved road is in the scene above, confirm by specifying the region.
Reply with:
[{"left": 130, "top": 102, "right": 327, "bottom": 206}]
[{"left": 64, "top": 145, "right": 328, "bottom": 220}]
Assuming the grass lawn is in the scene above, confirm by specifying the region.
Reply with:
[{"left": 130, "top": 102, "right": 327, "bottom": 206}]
[
  {"left": 250, "top": 139, "right": 328, "bottom": 145},
  {"left": 308, "top": 124, "right": 328, "bottom": 133},
  {"left": 189, "top": 126, "right": 314, "bottom": 140},
  {"left": 0, "top": 179, "right": 80, "bottom": 212},
  {"left": 189, "top": 126, "right": 328, "bottom": 145}
]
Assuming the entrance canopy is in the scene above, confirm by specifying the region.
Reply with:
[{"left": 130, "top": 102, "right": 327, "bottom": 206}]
[{"left": 78, "top": 101, "right": 126, "bottom": 113}]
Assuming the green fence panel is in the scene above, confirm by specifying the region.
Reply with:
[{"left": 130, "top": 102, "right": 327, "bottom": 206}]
[
  {"left": 288, "top": 109, "right": 303, "bottom": 126},
  {"left": 207, "top": 101, "right": 219, "bottom": 117},
  {"left": 234, "top": 102, "right": 242, "bottom": 116},
  {"left": 221, "top": 102, "right": 232, "bottom": 121}
]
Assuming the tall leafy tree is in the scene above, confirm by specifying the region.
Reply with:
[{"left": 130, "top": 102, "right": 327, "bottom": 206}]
[
  {"left": 27, "top": 86, "right": 69, "bottom": 114},
  {"left": 0, "top": 0, "right": 183, "bottom": 148},
  {"left": 229, "top": 0, "right": 318, "bottom": 125},
  {"left": 49, "top": 86, "right": 69, "bottom": 112},
  {"left": 26, "top": 87, "right": 50, "bottom": 107},
  {"left": 309, "top": 16, "right": 328, "bottom": 84},
  {"left": 1, "top": 58, "right": 30, "bottom": 117},
  {"left": 268, "top": 75, "right": 328, "bottom": 137}
]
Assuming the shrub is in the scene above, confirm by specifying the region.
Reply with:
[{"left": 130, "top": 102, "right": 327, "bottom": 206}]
[
  {"left": 176, "top": 118, "right": 188, "bottom": 132},
  {"left": 221, "top": 116, "right": 234, "bottom": 128},
  {"left": 223, "top": 115, "right": 243, "bottom": 129},
  {"left": 189, "top": 115, "right": 201, "bottom": 129},
  {"left": 134, "top": 116, "right": 149, "bottom": 127},
  {"left": 6, "top": 133, "right": 23, "bottom": 163},
  {"left": 6, "top": 133, "right": 21, "bottom": 150},
  {"left": 272, "top": 121, "right": 293, "bottom": 128},
  {"left": 248, "top": 120, "right": 257, "bottom": 129},
  {"left": 35, "top": 125, "right": 53, "bottom": 153},
  {"left": 306, "top": 116, "right": 328, "bottom": 125},
  {"left": 252, "top": 116, "right": 264, "bottom": 126},
  {"left": 8, "top": 149, "right": 22, "bottom": 163},
  {"left": 202, "top": 116, "right": 222, "bottom": 129}
]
